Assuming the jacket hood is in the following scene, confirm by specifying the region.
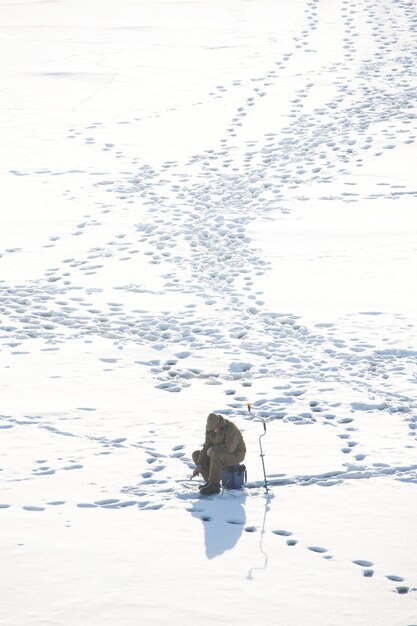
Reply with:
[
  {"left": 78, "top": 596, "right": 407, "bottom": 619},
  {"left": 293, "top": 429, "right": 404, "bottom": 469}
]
[{"left": 206, "top": 412, "right": 224, "bottom": 431}]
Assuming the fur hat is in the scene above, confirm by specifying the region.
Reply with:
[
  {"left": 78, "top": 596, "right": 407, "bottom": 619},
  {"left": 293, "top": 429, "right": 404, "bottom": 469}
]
[{"left": 206, "top": 412, "right": 224, "bottom": 431}]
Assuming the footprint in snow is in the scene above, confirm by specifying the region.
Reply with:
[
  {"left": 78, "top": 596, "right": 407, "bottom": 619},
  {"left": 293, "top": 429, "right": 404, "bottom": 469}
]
[
  {"left": 141, "top": 503, "right": 163, "bottom": 511},
  {"left": 394, "top": 586, "right": 411, "bottom": 594},
  {"left": 353, "top": 559, "right": 373, "bottom": 567},
  {"left": 94, "top": 499, "right": 120, "bottom": 506},
  {"left": 34, "top": 468, "right": 55, "bottom": 475},
  {"left": 308, "top": 546, "right": 329, "bottom": 554},
  {"left": 23, "top": 506, "right": 45, "bottom": 512}
]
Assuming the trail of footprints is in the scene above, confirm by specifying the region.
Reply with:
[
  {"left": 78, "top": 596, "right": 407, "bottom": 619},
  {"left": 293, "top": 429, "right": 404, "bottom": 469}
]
[
  {"left": 2, "top": 400, "right": 415, "bottom": 518},
  {"left": 3, "top": 278, "right": 417, "bottom": 422},
  {"left": 4, "top": 0, "right": 417, "bottom": 399},
  {"left": 269, "top": 530, "right": 414, "bottom": 595},
  {"left": 188, "top": 488, "right": 415, "bottom": 595},
  {"left": 1, "top": 432, "right": 416, "bottom": 596},
  {"left": 0, "top": 438, "right": 176, "bottom": 513},
  {"left": 0, "top": 496, "right": 414, "bottom": 594},
  {"left": 2, "top": 0, "right": 417, "bottom": 596},
  {"left": 195, "top": 515, "right": 413, "bottom": 595}
]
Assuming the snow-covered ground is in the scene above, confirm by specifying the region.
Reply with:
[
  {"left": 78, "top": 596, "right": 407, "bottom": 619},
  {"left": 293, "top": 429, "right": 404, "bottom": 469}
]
[{"left": 1, "top": 0, "right": 417, "bottom": 624}]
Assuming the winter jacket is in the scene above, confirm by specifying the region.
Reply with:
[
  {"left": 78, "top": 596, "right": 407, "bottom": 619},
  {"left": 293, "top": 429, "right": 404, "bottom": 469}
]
[{"left": 198, "top": 417, "right": 246, "bottom": 464}]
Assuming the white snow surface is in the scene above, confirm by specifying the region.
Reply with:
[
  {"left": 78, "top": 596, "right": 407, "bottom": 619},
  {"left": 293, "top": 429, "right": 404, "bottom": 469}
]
[{"left": 1, "top": 0, "right": 417, "bottom": 624}]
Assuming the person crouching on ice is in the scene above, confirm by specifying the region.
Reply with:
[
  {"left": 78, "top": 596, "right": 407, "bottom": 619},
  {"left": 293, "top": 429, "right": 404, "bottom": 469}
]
[{"left": 192, "top": 413, "right": 246, "bottom": 495}]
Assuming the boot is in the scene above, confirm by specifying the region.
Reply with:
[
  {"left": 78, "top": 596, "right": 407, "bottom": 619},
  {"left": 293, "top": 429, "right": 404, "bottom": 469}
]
[
  {"left": 199, "top": 482, "right": 221, "bottom": 496},
  {"left": 198, "top": 482, "right": 210, "bottom": 491}
]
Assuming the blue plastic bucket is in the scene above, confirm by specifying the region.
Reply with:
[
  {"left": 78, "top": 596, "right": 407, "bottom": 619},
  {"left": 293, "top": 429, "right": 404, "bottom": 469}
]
[{"left": 221, "top": 464, "right": 247, "bottom": 489}]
